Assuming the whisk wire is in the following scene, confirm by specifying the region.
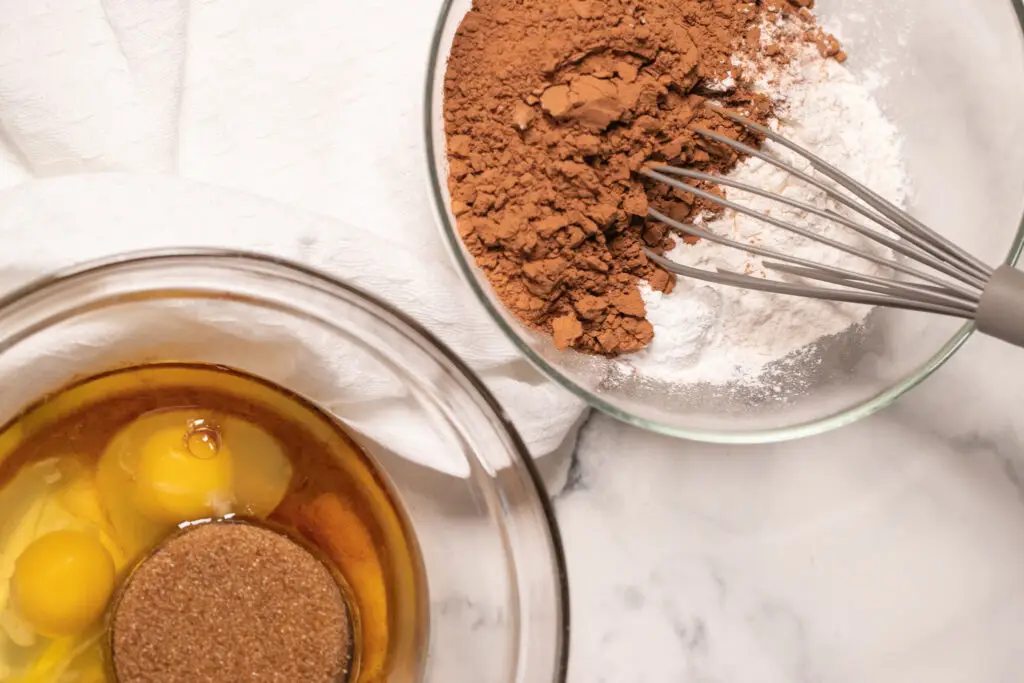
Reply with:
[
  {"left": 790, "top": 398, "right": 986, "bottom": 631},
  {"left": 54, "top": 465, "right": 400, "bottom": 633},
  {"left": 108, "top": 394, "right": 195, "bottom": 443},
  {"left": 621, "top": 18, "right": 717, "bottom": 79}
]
[
  {"left": 707, "top": 105, "right": 994, "bottom": 280},
  {"left": 644, "top": 250, "right": 977, "bottom": 319},
  {"left": 650, "top": 164, "right": 980, "bottom": 296},
  {"left": 644, "top": 167, "right": 981, "bottom": 298},
  {"left": 646, "top": 205, "right": 978, "bottom": 310},
  {"left": 691, "top": 127, "right": 990, "bottom": 290},
  {"left": 762, "top": 262, "right": 977, "bottom": 312}
]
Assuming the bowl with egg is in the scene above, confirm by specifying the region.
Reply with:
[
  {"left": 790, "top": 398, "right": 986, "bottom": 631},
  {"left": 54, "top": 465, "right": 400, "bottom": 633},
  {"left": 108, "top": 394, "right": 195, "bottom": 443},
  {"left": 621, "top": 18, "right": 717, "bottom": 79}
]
[{"left": 0, "top": 249, "right": 568, "bottom": 683}]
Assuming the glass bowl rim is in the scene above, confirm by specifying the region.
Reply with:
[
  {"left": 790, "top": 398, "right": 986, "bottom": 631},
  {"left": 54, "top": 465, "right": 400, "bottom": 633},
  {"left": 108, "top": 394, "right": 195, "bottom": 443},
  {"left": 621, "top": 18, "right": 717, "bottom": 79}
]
[
  {"left": 422, "top": 0, "right": 1024, "bottom": 444},
  {"left": 0, "top": 247, "right": 572, "bottom": 683}
]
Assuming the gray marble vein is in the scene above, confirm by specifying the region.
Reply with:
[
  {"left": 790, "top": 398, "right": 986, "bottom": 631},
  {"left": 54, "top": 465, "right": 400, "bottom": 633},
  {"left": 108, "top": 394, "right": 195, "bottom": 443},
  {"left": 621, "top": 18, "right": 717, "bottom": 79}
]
[{"left": 558, "top": 334, "right": 1024, "bottom": 682}]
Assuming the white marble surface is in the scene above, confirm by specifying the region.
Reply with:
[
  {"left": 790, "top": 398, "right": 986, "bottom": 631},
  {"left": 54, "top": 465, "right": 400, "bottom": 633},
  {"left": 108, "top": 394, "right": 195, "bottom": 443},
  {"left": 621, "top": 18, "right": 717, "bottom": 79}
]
[{"left": 559, "top": 331, "right": 1024, "bottom": 683}]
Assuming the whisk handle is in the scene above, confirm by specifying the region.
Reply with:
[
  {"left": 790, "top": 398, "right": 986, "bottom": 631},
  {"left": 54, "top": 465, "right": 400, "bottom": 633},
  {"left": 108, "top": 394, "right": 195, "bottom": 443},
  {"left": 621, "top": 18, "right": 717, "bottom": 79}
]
[{"left": 977, "top": 265, "right": 1024, "bottom": 348}]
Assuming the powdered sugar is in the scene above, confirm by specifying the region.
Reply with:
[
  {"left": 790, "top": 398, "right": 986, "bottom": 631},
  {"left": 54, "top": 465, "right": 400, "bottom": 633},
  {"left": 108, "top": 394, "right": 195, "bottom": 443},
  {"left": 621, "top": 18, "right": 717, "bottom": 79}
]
[{"left": 622, "top": 36, "right": 909, "bottom": 388}]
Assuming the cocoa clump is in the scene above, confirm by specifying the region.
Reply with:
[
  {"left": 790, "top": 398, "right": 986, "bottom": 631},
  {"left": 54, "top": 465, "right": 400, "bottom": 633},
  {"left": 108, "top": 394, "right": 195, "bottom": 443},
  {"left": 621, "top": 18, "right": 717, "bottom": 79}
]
[{"left": 444, "top": 0, "right": 835, "bottom": 355}]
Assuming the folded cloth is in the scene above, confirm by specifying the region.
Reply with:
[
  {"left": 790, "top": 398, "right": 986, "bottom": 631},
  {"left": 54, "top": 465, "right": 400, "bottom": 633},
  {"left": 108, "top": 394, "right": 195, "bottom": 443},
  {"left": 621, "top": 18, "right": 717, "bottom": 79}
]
[{"left": 0, "top": 0, "right": 587, "bottom": 484}]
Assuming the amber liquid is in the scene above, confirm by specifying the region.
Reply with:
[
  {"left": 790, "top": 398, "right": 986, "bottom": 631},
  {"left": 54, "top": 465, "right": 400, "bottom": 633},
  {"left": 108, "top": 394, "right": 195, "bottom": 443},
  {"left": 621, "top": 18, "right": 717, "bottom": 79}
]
[{"left": 0, "top": 363, "right": 426, "bottom": 683}]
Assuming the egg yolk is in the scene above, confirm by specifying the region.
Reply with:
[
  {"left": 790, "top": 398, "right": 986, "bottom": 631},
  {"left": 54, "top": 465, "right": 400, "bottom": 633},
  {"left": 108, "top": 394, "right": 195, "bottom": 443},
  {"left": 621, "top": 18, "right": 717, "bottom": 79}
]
[
  {"left": 133, "top": 421, "right": 234, "bottom": 525},
  {"left": 12, "top": 529, "right": 115, "bottom": 638}
]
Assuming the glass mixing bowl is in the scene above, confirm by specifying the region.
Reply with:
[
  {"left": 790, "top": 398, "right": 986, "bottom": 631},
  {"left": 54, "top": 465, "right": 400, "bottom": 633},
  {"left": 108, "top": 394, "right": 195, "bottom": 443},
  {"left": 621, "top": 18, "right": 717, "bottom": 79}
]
[
  {"left": 425, "top": 0, "right": 1024, "bottom": 442},
  {"left": 0, "top": 250, "right": 568, "bottom": 683}
]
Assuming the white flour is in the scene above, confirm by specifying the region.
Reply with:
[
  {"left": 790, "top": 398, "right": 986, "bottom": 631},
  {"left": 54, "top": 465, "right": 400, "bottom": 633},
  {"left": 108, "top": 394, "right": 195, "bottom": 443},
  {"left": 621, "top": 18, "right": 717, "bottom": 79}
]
[{"left": 622, "top": 34, "right": 909, "bottom": 388}]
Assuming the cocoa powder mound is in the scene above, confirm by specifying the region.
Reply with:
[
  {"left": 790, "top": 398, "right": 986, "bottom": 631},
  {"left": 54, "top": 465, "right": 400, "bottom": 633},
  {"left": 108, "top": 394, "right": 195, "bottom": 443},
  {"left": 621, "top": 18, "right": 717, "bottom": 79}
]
[{"left": 444, "top": 0, "right": 816, "bottom": 355}]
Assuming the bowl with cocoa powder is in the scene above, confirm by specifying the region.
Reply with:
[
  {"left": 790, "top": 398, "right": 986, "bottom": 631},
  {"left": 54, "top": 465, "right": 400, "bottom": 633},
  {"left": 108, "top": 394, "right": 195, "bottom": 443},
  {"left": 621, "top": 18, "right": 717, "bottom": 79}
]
[{"left": 426, "top": 0, "right": 1024, "bottom": 440}]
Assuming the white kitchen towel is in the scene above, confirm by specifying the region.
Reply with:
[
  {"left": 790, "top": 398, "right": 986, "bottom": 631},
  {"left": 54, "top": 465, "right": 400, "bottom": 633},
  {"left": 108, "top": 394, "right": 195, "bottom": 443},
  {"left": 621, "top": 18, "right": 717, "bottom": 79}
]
[{"left": 0, "top": 0, "right": 587, "bottom": 482}]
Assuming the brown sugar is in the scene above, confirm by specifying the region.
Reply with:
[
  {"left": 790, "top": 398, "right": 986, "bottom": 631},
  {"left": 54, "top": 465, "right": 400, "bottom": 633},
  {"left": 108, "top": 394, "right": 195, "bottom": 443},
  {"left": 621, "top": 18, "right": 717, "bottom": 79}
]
[
  {"left": 111, "top": 521, "right": 352, "bottom": 683},
  {"left": 443, "top": 0, "right": 836, "bottom": 355}
]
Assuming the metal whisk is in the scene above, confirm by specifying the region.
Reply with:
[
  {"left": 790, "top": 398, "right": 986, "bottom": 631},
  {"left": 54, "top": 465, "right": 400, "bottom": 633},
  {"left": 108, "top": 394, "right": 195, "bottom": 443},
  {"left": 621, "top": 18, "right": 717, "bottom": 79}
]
[{"left": 641, "top": 104, "right": 1024, "bottom": 348}]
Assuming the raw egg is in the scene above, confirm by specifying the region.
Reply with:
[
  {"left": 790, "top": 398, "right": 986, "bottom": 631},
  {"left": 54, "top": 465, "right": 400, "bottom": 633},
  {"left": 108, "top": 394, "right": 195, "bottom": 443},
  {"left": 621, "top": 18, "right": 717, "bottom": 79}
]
[
  {"left": 133, "top": 418, "right": 234, "bottom": 524},
  {"left": 100, "top": 410, "right": 292, "bottom": 531},
  {"left": 12, "top": 529, "right": 114, "bottom": 638}
]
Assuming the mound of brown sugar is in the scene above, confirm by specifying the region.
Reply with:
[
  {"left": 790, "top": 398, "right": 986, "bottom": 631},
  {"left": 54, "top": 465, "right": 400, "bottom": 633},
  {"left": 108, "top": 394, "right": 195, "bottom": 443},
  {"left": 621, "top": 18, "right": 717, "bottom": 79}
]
[
  {"left": 444, "top": 0, "right": 825, "bottom": 355},
  {"left": 112, "top": 521, "right": 352, "bottom": 683}
]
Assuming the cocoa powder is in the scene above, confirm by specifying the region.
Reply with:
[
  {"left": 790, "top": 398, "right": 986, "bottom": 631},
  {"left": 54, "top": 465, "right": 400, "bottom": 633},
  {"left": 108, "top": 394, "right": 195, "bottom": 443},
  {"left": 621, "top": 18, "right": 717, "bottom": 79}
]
[{"left": 444, "top": 0, "right": 828, "bottom": 354}]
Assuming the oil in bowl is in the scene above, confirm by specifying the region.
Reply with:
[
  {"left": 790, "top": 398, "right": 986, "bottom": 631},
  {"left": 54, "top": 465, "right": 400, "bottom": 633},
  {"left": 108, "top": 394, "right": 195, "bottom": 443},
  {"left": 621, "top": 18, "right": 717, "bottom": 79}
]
[{"left": 0, "top": 363, "right": 425, "bottom": 683}]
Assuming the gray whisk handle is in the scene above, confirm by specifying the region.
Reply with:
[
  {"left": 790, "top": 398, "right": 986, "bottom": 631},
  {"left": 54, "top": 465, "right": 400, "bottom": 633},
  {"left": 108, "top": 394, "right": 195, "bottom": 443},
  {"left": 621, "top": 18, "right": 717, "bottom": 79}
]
[{"left": 977, "top": 265, "right": 1024, "bottom": 348}]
